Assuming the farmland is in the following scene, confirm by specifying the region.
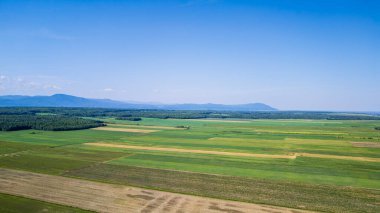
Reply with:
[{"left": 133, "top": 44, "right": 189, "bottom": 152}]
[
  {"left": 0, "top": 116, "right": 380, "bottom": 212},
  {"left": 0, "top": 168, "right": 305, "bottom": 213}
]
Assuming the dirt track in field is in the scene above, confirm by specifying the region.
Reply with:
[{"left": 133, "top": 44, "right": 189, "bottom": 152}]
[
  {"left": 93, "top": 127, "right": 159, "bottom": 133},
  {"left": 85, "top": 142, "right": 296, "bottom": 159},
  {"left": 109, "top": 124, "right": 184, "bottom": 130},
  {"left": 0, "top": 168, "right": 310, "bottom": 213}
]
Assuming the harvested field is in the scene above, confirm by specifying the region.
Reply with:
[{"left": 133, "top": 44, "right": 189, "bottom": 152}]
[
  {"left": 352, "top": 142, "right": 380, "bottom": 148},
  {"left": 253, "top": 129, "right": 347, "bottom": 135},
  {"left": 109, "top": 124, "right": 184, "bottom": 130},
  {"left": 92, "top": 127, "right": 159, "bottom": 133},
  {"left": 183, "top": 119, "right": 251, "bottom": 123},
  {"left": 85, "top": 142, "right": 296, "bottom": 159},
  {"left": 0, "top": 168, "right": 308, "bottom": 213},
  {"left": 65, "top": 164, "right": 380, "bottom": 213}
]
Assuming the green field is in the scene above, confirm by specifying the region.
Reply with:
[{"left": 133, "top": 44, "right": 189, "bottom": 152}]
[
  {"left": 0, "top": 193, "right": 92, "bottom": 213},
  {"left": 1, "top": 118, "right": 380, "bottom": 212}
]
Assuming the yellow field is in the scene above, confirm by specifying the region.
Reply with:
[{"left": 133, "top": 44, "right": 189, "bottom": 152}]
[{"left": 93, "top": 127, "right": 159, "bottom": 133}]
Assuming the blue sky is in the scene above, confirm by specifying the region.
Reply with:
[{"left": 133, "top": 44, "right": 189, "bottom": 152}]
[{"left": 0, "top": 0, "right": 379, "bottom": 111}]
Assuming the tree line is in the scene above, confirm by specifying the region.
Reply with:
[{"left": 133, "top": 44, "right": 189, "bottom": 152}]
[
  {"left": 116, "top": 116, "right": 142, "bottom": 121},
  {"left": 0, "top": 115, "right": 104, "bottom": 131},
  {"left": 0, "top": 107, "right": 379, "bottom": 120}
]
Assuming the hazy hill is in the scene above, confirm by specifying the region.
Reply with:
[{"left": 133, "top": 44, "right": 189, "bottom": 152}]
[{"left": 0, "top": 94, "right": 277, "bottom": 111}]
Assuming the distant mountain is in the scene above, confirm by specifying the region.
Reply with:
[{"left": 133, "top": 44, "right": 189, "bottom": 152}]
[
  {"left": 0, "top": 94, "right": 145, "bottom": 108},
  {"left": 0, "top": 94, "right": 277, "bottom": 111}
]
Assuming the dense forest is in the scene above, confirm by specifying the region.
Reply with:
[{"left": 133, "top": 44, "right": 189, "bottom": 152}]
[
  {"left": 0, "top": 107, "right": 379, "bottom": 120},
  {"left": 0, "top": 115, "right": 104, "bottom": 131}
]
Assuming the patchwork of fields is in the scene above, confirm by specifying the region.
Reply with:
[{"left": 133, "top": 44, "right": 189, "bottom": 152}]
[{"left": 0, "top": 118, "right": 379, "bottom": 212}]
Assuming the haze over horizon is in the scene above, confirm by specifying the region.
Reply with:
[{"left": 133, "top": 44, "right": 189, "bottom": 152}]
[{"left": 1, "top": 0, "right": 379, "bottom": 111}]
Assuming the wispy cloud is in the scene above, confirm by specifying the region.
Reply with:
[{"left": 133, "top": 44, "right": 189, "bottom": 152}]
[
  {"left": 0, "top": 74, "right": 64, "bottom": 95},
  {"left": 44, "top": 84, "right": 61, "bottom": 90},
  {"left": 103, "top": 88, "right": 114, "bottom": 92}
]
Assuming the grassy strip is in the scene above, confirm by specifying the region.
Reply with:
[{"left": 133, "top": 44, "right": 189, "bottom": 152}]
[
  {"left": 64, "top": 164, "right": 380, "bottom": 213},
  {"left": 0, "top": 146, "right": 127, "bottom": 175},
  {"left": 0, "top": 193, "right": 92, "bottom": 213}
]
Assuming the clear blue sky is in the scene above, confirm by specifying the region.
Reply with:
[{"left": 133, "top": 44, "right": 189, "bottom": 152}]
[{"left": 0, "top": 0, "right": 379, "bottom": 111}]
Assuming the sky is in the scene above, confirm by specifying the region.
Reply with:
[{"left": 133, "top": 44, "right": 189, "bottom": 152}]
[{"left": 0, "top": 0, "right": 379, "bottom": 111}]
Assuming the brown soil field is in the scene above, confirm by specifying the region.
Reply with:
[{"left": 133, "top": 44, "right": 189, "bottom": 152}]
[
  {"left": 351, "top": 142, "right": 380, "bottom": 148},
  {"left": 92, "top": 127, "right": 159, "bottom": 133},
  {"left": 181, "top": 119, "right": 251, "bottom": 123},
  {"left": 0, "top": 168, "right": 310, "bottom": 213},
  {"left": 85, "top": 142, "right": 296, "bottom": 159},
  {"left": 109, "top": 124, "right": 184, "bottom": 130}
]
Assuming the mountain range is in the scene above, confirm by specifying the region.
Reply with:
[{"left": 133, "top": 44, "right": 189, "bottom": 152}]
[{"left": 0, "top": 94, "right": 277, "bottom": 111}]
